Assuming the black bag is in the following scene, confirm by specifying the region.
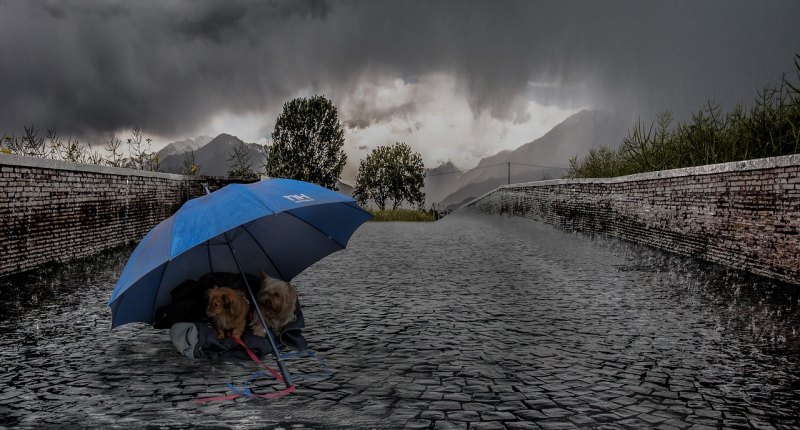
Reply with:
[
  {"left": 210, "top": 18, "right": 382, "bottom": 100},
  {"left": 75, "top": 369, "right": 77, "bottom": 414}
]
[
  {"left": 153, "top": 272, "right": 261, "bottom": 329},
  {"left": 153, "top": 279, "right": 209, "bottom": 329}
]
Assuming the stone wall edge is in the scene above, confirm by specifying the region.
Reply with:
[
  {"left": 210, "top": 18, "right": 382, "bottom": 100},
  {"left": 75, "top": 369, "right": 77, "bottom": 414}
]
[{"left": 0, "top": 154, "right": 190, "bottom": 180}]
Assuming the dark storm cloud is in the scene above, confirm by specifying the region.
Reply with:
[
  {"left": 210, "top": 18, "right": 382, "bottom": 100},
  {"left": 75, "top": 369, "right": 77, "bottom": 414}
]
[
  {"left": 343, "top": 98, "right": 417, "bottom": 130},
  {"left": 0, "top": 0, "right": 798, "bottom": 139}
]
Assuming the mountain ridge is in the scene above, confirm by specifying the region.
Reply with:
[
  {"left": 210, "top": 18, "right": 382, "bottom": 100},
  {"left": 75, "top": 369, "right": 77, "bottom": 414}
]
[
  {"left": 157, "top": 134, "right": 353, "bottom": 194},
  {"left": 158, "top": 135, "right": 212, "bottom": 159},
  {"left": 158, "top": 133, "right": 265, "bottom": 176},
  {"left": 426, "top": 109, "right": 628, "bottom": 210},
  {"left": 156, "top": 109, "right": 628, "bottom": 204}
]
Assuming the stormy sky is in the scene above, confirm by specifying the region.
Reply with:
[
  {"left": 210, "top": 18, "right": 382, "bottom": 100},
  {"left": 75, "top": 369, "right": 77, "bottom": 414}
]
[{"left": 1, "top": 0, "right": 798, "bottom": 174}]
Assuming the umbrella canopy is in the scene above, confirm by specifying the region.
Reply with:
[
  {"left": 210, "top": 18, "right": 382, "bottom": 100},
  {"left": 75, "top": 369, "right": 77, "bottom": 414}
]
[{"left": 109, "top": 178, "right": 372, "bottom": 329}]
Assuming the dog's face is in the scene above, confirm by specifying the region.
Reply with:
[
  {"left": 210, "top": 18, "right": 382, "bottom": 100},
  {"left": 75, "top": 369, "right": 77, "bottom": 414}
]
[
  {"left": 257, "top": 275, "right": 296, "bottom": 315},
  {"left": 251, "top": 272, "right": 298, "bottom": 337},
  {"left": 206, "top": 286, "right": 242, "bottom": 318},
  {"left": 206, "top": 286, "right": 249, "bottom": 340}
]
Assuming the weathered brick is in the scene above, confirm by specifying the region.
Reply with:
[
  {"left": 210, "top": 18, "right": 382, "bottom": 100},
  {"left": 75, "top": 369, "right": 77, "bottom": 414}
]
[
  {"left": 469, "top": 154, "right": 800, "bottom": 285},
  {"left": 1, "top": 156, "right": 251, "bottom": 277}
]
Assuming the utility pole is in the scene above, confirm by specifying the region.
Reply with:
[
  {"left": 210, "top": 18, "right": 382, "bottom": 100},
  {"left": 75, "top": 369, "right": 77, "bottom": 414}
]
[{"left": 507, "top": 162, "right": 511, "bottom": 185}]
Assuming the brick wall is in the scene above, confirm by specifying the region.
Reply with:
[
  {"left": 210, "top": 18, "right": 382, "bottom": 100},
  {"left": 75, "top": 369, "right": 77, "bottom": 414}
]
[
  {"left": 466, "top": 154, "right": 800, "bottom": 285},
  {"left": 0, "top": 155, "right": 248, "bottom": 277}
]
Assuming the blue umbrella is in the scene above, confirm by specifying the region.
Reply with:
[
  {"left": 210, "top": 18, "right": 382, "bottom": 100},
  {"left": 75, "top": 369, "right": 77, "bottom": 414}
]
[{"left": 108, "top": 178, "right": 372, "bottom": 385}]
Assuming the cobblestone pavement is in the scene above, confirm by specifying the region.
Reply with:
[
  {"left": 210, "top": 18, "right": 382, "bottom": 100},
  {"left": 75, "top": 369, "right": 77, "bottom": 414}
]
[{"left": 2, "top": 213, "right": 800, "bottom": 429}]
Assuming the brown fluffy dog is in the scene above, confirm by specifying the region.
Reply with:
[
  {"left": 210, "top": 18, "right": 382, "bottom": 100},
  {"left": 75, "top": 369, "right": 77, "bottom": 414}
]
[
  {"left": 250, "top": 271, "right": 297, "bottom": 338},
  {"left": 206, "top": 286, "right": 250, "bottom": 340}
]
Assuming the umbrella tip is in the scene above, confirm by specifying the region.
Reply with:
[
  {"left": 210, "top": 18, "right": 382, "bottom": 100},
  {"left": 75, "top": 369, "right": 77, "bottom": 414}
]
[{"left": 202, "top": 183, "right": 211, "bottom": 195}]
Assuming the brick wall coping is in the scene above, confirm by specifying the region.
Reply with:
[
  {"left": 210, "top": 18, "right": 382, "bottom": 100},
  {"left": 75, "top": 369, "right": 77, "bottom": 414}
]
[
  {"left": 469, "top": 153, "right": 800, "bottom": 206},
  {"left": 0, "top": 153, "right": 189, "bottom": 180}
]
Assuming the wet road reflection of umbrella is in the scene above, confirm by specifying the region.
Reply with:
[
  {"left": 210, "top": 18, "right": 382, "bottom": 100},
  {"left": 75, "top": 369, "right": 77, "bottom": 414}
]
[{"left": 108, "top": 178, "right": 372, "bottom": 385}]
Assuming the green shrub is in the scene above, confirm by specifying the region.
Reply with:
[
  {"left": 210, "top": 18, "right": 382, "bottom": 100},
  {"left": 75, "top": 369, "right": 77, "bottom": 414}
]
[
  {"left": 569, "top": 54, "right": 800, "bottom": 178},
  {"left": 368, "top": 209, "right": 435, "bottom": 222}
]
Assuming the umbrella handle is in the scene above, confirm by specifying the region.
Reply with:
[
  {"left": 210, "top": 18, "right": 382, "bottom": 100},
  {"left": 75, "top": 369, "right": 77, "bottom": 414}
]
[{"left": 227, "top": 241, "right": 294, "bottom": 388}]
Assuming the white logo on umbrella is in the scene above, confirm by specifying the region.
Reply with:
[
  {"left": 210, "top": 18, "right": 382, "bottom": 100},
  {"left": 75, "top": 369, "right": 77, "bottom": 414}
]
[{"left": 283, "top": 194, "right": 314, "bottom": 203}]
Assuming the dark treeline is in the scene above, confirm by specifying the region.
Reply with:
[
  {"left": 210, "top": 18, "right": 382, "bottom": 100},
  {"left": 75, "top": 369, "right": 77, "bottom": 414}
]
[{"left": 569, "top": 54, "right": 800, "bottom": 178}]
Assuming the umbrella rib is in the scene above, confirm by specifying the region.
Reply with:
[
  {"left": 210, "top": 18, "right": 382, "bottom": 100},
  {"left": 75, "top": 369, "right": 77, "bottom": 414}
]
[
  {"left": 110, "top": 289, "right": 124, "bottom": 329},
  {"left": 283, "top": 211, "right": 347, "bottom": 249},
  {"left": 206, "top": 239, "right": 214, "bottom": 273},
  {"left": 239, "top": 223, "right": 289, "bottom": 281},
  {"left": 148, "top": 260, "right": 171, "bottom": 324}
]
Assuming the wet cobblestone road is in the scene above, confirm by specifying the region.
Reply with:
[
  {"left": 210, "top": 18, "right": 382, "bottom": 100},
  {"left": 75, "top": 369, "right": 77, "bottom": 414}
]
[{"left": 2, "top": 213, "right": 800, "bottom": 429}]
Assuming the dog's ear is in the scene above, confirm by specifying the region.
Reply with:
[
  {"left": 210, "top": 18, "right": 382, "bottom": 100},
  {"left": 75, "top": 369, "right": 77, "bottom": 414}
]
[
  {"left": 265, "top": 276, "right": 284, "bottom": 291},
  {"left": 259, "top": 270, "right": 269, "bottom": 281}
]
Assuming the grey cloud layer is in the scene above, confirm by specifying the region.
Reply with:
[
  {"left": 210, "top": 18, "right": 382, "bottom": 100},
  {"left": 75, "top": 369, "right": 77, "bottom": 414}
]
[{"left": 1, "top": 0, "right": 798, "bottom": 138}]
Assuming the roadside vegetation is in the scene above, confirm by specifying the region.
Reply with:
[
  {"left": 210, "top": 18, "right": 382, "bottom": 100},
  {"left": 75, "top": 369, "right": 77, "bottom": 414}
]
[
  {"left": 1, "top": 94, "right": 428, "bottom": 212},
  {"left": 568, "top": 54, "right": 800, "bottom": 178},
  {"left": 368, "top": 209, "right": 435, "bottom": 222},
  {"left": 226, "top": 141, "right": 259, "bottom": 180},
  {"left": 353, "top": 142, "right": 426, "bottom": 211},
  {"left": 0, "top": 125, "right": 160, "bottom": 171},
  {"left": 264, "top": 95, "right": 347, "bottom": 190}
]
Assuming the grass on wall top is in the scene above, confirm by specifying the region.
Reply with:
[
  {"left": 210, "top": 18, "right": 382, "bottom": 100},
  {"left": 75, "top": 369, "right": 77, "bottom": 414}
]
[{"left": 368, "top": 209, "right": 435, "bottom": 222}]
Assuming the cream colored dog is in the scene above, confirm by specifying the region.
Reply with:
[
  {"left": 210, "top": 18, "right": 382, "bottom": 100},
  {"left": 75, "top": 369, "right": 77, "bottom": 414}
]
[{"left": 250, "top": 271, "right": 297, "bottom": 337}]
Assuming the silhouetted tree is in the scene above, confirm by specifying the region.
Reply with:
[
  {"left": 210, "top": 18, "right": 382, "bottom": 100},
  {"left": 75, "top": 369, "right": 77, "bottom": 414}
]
[
  {"left": 127, "top": 126, "right": 159, "bottom": 171},
  {"left": 265, "top": 95, "right": 346, "bottom": 190},
  {"left": 104, "top": 136, "right": 124, "bottom": 167},
  {"left": 181, "top": 150, "right": 199, "bottom": 175},
  {"left": 48, "top": 128, "right": 87, "bottom": 163},
  {"left": 227, "top": 142, "right": 258, "bottom": 179},
  {"left": 354, "top": 142, "right": 426, "bottom": 210},
  {"left": 21, "top": 125, "right": 47, "bottom": 158}
]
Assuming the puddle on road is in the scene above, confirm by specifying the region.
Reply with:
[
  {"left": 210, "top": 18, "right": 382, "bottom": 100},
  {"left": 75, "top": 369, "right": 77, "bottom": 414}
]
[
  {"left": 614, "top": 238, "right": 800, "bottom": 357},
  {"left": 0, "top": 243, "right": 134, "bottom": 324},
  {"left": 449, "top": 212, "right": 800, "bottom": 357}
]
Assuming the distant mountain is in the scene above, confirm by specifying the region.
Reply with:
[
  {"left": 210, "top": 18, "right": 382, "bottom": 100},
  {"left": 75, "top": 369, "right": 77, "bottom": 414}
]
[
  {"left": 424, "top": 161, "right": 465, "bottom": 207},
  {"left": 437, "top": 177, "right": 505, "bottom": 211},
  {"left": 158, "top": 133, "right": 265, "bottom": 176},
  {"left": 428, "top": 109, "right": 628, "bottom": 210},
  {"left": 158, "top": 134, "right": 357, "bottom": 193},
  {"left": 157, "top": 135, "right": 212, "bottom": 159}
]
